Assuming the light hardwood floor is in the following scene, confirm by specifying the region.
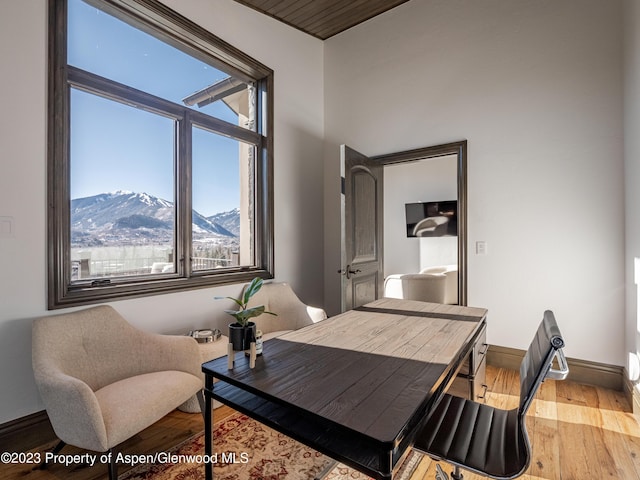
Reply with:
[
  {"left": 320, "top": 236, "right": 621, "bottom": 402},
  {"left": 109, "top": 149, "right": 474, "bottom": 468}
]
[{"left": 2, "top": 365, "right": 639, "bottom": 479}]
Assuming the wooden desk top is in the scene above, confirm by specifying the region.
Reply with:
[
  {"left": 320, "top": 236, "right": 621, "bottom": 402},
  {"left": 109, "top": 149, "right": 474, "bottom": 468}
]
[{"left": 204, "top": 298, "right": 487, "bottom": 445}]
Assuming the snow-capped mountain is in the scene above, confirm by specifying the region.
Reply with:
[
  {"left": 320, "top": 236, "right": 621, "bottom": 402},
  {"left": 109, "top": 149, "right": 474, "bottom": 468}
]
[
  {"left": 208, "top": 208, "right": 240, "bottom": 236},
  {"left": 71, "top": 191, "right": 237, "bottom": 246}
]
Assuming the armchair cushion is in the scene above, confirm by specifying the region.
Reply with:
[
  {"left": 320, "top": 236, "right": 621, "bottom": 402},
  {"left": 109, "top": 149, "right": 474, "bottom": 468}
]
[{"left": 95, "top": 371, "right": 201, "bottom": 448}]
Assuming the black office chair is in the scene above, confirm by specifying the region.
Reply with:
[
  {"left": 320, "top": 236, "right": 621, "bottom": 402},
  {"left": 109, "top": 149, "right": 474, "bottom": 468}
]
[{"left": 413, "top": 310, "right": 569, "bottom": 480}]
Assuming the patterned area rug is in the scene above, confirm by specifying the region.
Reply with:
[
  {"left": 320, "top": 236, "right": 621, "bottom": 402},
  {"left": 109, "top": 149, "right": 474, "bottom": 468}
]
[{"left": 120, "top": 413, "right": 422, "bottom": 480}]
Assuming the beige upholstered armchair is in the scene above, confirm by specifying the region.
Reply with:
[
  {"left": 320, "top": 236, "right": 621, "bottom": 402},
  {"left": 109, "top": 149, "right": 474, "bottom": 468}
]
[
  {"left": 245, "top": 282, "right": 327, "bottom": 340},
  {"left": 32, "top": 305, "right": 202, "bottom": 480}
]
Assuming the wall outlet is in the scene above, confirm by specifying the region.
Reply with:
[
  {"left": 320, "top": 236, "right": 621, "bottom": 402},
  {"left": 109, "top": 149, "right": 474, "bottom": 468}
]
[{"left": 476, "top": 241, "right": 487, "bottom": 255}]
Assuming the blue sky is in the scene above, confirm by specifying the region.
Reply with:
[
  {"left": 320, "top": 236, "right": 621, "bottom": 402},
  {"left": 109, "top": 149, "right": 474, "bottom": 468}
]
[{"left": 68, "top": 0, "right": 243, "bottom": 216}]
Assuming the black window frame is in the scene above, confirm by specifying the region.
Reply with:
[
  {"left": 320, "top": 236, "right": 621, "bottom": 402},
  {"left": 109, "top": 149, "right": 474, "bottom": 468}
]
[{"left": 48, "top": 0, "right": 274, "bottom": 309}]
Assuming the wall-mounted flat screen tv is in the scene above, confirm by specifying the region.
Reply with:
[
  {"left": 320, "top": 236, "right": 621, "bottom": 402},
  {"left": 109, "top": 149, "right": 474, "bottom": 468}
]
[{"left": 405, "top": 200, "right": 457, "bottom": 237}]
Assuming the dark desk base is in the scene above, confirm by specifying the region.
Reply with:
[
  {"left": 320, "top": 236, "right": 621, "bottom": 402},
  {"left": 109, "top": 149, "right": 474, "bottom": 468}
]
[
  {"left": 201, "top": 302, "right": 487, "bottom": 480},
  {"left": 202, "top": 358, "right": 473, "bottom": 480},
  {"left": 204, "top": 381, "right": 398, "bottom": 480}
]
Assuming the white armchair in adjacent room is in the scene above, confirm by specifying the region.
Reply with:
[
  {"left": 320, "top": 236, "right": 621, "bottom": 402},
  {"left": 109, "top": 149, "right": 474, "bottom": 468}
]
[
  {"left": 420, "top": 264, "right": 458, "bottom": 304},
  {"left": 384, "top": 264, "right": 458, "bottom": 304},
  {"left": 383, "top": 272, "right": 448, "bottom": 303}
]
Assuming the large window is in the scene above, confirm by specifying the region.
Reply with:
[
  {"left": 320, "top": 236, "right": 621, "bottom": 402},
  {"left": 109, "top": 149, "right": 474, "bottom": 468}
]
[{"left": 48, "top": 0, "right": 274, "bottom": 308}]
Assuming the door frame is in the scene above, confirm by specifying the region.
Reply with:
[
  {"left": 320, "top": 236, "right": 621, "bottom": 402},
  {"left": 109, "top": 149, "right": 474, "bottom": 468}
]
[{"left": 372, "top": 140, "right": 467, "bottom": 305}]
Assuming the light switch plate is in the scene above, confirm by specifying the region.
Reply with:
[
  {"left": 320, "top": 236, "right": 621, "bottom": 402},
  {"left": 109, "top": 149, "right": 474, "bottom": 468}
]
[{"left": 476, "top": 241, "right": 487, "bottom": 255}]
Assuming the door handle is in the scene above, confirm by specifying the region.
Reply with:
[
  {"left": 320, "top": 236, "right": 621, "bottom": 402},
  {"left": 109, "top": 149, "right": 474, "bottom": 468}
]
[{"left": 338, "top": 265, "right": 361, "bottom": 279}]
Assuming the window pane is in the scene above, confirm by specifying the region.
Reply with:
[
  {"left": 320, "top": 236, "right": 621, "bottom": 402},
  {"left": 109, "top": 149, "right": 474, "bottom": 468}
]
[
  {"left": 49, "top": 0, "right": 273, "bottom": 308},
  {"left": 191, "top": 126, "right": 254, "bottom": 271},
  {"left": 70, "top": 88, "right": 176, "bottom": 281},
  {"left": 67, "top": 0, "right": 256, "bottom": 130}
]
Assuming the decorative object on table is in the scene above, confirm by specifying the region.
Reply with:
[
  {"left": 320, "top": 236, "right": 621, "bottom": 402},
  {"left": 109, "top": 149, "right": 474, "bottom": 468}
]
[
  {"left": 255, "top": 329, "right": 263, "bottom": 355},
  {"left": 187, "top": 328, "right": 222, "bottom": 343},
  {"left": 217, "top": 277, "right": 276, "bottom": 368}
]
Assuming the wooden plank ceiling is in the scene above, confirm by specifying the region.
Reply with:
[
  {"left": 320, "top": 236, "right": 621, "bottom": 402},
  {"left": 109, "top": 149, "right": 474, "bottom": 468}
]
[{"left": 232, "top": 0, "right": 411, "bottom": 40}]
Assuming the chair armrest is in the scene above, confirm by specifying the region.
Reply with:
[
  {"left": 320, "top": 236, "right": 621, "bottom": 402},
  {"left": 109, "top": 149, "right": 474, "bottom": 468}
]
[
  {"left": 546, "top": 349, "right": 569, "bottom": 380},
  {"left": 33, "top": 371, "right": 109, "bottom": 451},
  {"left": 307, "top": 305, "right": 328, "bottom": 323}
]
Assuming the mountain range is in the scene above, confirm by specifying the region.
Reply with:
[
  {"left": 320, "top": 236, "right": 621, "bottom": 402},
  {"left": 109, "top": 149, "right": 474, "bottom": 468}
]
[{"left": 71, "top": 191, "right": 239, "bottom": 247}]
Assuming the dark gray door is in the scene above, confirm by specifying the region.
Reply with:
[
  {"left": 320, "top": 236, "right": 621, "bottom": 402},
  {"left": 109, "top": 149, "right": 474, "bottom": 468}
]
[{"left": 340, "top": 145, "right": 383, "bottom": 311}]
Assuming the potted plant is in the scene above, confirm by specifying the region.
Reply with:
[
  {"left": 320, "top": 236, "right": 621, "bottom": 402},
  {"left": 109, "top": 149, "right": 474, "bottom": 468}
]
[{"left": 218, "top": 277, "right": 276, "bottom": 351}]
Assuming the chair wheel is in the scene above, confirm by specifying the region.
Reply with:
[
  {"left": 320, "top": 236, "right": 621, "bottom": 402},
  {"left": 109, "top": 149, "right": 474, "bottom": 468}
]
[{"left": 435, "top": 464, "right": 449, "bottom": 480}]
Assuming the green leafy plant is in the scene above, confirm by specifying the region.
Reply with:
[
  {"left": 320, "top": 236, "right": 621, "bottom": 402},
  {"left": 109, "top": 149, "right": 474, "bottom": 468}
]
[{"left": 218, "top": 277, "right": 276, "bottom": 327}]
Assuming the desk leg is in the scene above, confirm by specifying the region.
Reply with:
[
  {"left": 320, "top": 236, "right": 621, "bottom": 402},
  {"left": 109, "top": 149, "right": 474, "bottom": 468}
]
[
  {"left": 204, "top": 374, "right": 213, "bottom": 480},
  {"left": 380, "top": 450, "right": 393, "bottom": 480}
]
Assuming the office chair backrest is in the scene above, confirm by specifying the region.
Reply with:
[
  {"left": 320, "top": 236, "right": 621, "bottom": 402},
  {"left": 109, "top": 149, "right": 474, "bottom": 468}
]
[{"left": 519, "top": 310, "right": 568, "bottom": 417}]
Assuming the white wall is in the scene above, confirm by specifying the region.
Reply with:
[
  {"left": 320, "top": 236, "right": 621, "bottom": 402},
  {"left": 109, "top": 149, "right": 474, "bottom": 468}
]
[
  {"left": 0, "top": 0, "right": 324, "bottom": 424},
  {"left": 0, "top": 0, "right": 630, "bottom": 426},
  {"left": 624, "top": 0, "right": 640, "bottom": 383},
  {"left": 384, "top": 155, "right": 457, "bottom": 277},
  {"left": 324, "top": 0, "right": 625, "bottom": 365}
]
